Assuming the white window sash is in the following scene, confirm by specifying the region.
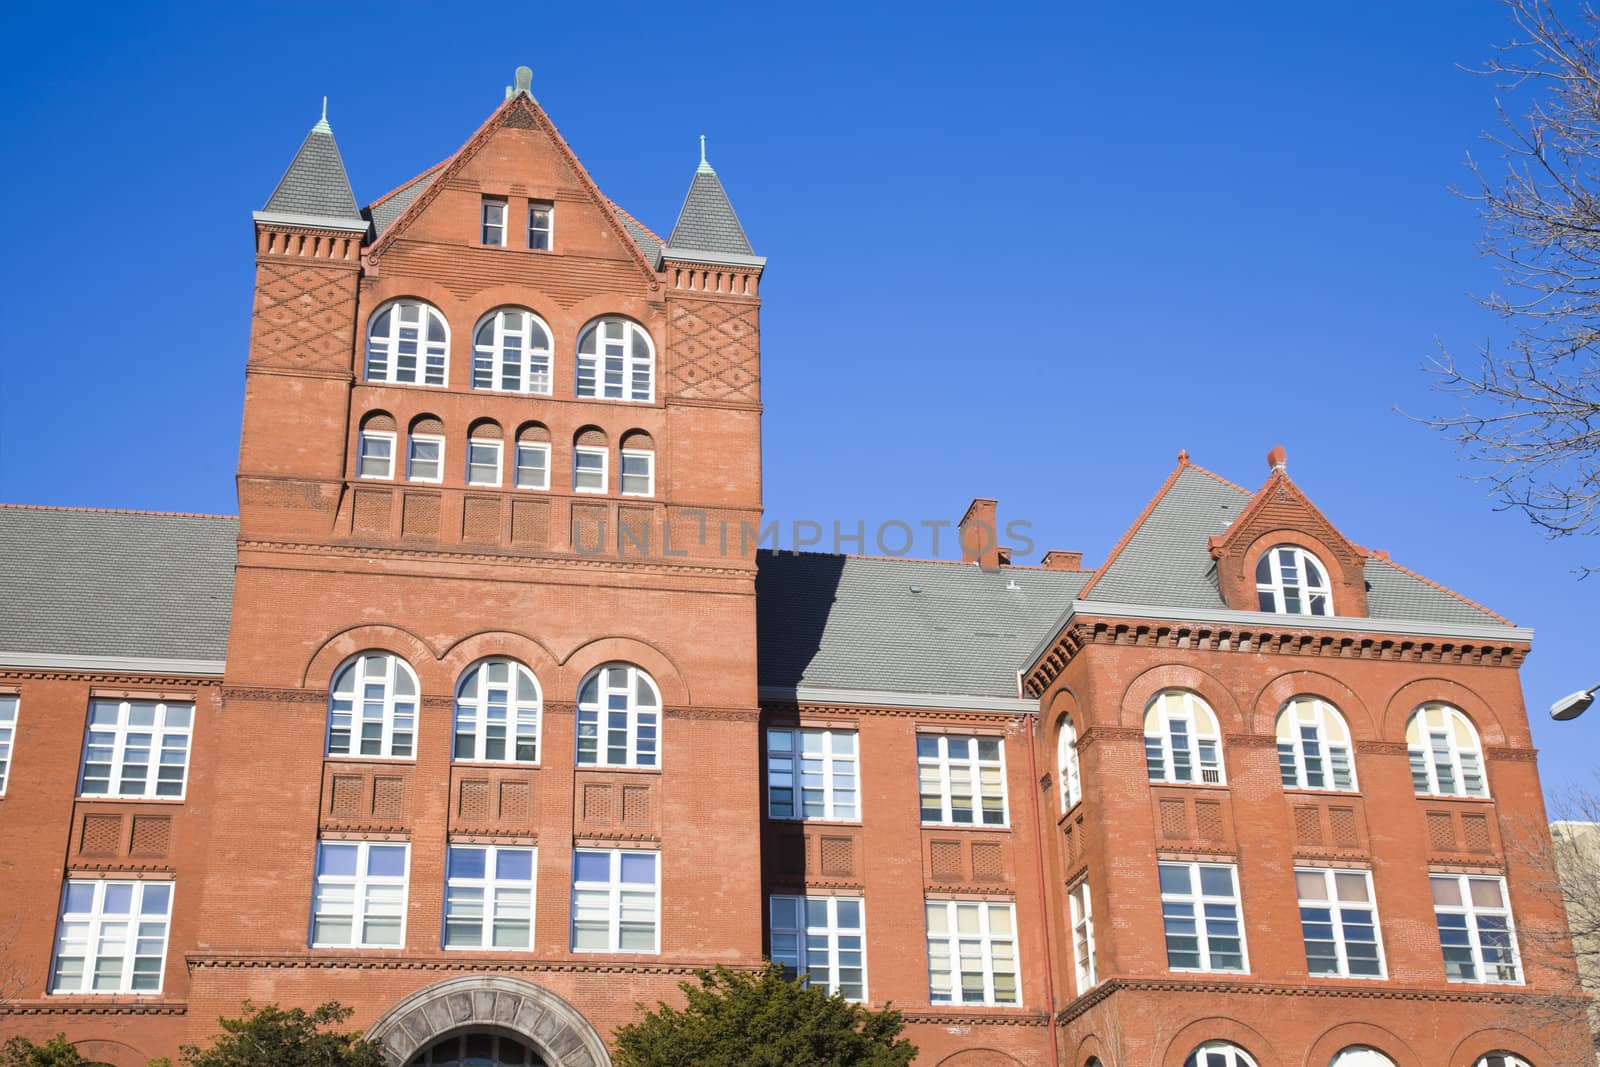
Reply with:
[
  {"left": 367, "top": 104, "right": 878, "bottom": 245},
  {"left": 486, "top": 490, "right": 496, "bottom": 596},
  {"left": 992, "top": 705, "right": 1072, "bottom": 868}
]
[
  {"left": 575, "top": 666, "right": 660, "bottom": 769},
  {"left": 766, "top": 728, "right": 860, "bottom": 821},
  {"left": 1070, "top": 881, "right": 1097, "bottom": 990},
  {"left": 769, "top": 895, "right": 867, "bottom": 1001},
  {"left": 443, "top": 844, "right": 536, "bottom": 951},
  {"left": 1159, "top": 862, "right": 1248, "bottom": 974},
  {"left": 482, "top": 198, "right": 507, "bottom": 246},
  {"left": 924, "top": 900, "right": 1020, "bottom": 1006},
  {"left": 406, "top": 434, "right": 444, "bottom": 483},
  {"left": 325, "top": 654, "right": 417, "bottom": 760},
  {"left": 514, "top": 442, "right": 551, "bottom": 490},
  {"left": 1433, "top": 874, "right": 1522, "bottom": 984},
  {"left": 528, "top": 202, "right": 553, "bottom": 249},
  {"left": 1059, "top": 719, "right": 1081, "bottom": 810},
  {"left": 77, "top": 699, "right": 193, "bottom": 800},
  {"left": 570, "top": 849, "right": 660, "bottom": 954},
  {"left": 453, "top": 659, "right": 541, "bottom": 764},
  {"left": 1295, "top": 867, "right": 1386, "bottom": 979},
  {"left": 467, "top": 439, "right": 504, "bottom": 487},
  {"left": 573, "top": 447, "right": 609, "bottom": 494},
  {"left": 358, "top": 431, "right": 396, "bottom": 480},
  {"left": 50, "top": 879, "right": 174, "bottom": 995},
  {"left": 917, "top": 734, "right": 1009, "bottom": 827},
  {"left": 311, "top": 841, "right": 410, "bottom": 949},
  {"left": 365, "top": 302, "right": 448, "bottom": 386},
  {"left": 0, "top": 695, "right": 15, "bottom": 796},
  {"left": 619, "top": 449, "right": 655, "bottom": 497}
]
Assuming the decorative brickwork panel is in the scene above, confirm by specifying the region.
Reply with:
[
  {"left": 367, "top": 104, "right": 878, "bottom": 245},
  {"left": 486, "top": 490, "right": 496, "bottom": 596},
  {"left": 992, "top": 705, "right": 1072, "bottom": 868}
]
[
  {"left": 971, "top": 842, "right": 1004, "bottom": 881},
  {"left": 499, "top": 780, "right": 531, "bottom": 821},
  {"left": 820, "top": 836, "right": 854, "bottom": 877},
  {"left": 777, "top": 832, "right": 805, "bottom": 878},
  {"left": 331, "top": 774, "right": 363, "bottom": 818},
  {"left": 621, "top": 785, "right": 650, "bottom": 826},
  {"left": 353, "top": 488, "right": 392, "bottom": 535},
  {"left": 462, "top": 497, "right": 501, "bottom": 544},
  {"left": 1159, "top": 799, "right": 1187, "bottom": 840},
  {"left": 459, "top": 779, "right": 490, "bottom": 821},
  {"left": 1194, "top": 801, "right": 1224, "bottom": 842},
  {"left": 582, "top": 783, "right": 614, "bottom": 824},
  {"left": 930, "top": 840, "right": 963, "bottom": 881},
  {"left": 510, "top": 499, "right": 549, "bottom": 548},
  {"left": 373, "top": 777, "right": 405, "bottom": 819},
  {"left": 249, "top": 261, "right": 357, "bottom": 373},
  {"left": 129, "top": 816, "right": 171, "bottom": 858},
  {"left": 1427, "top": 811, "right": 1457, "bottom": 851},
  {"left": 1462, "top": 813, "right": 1493, "bottom": 853},
  {"left": 668, "top": 300, "right": 760, "bottom": 404},
  {"left": 402, "top": 492, "right": 441, "bottom": 539},
  {"left": 1293, "top": 806, "right": 1323, "bottom": 846},
  {"left": 80, "top": 815, "right": 122, "bottom": 857},
  {"left": 1063, "top": 822, "right": 1077, "bottom": 865},
  {"left": 383, "top": 243, "right": 650, "bottom": 306},
  {"left": 617, "top": 505, "right": 657, "bottom": 556},
  {"left": 571, "top": 503, "right": 607, "bottom": 555},
  {"left": 1328, "top": 806, "right": 1360, "bottom": 848}
]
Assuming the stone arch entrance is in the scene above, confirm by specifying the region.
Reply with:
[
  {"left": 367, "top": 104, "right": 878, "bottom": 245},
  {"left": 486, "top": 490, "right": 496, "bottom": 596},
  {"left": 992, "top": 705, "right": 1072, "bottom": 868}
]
[{"left": 366, "top": 976, "right": 611, "bottom": 1067}]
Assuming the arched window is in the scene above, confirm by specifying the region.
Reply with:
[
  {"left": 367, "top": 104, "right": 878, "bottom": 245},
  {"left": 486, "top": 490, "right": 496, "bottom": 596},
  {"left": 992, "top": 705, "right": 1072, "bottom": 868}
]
[
  {"left": 1184, "top": 1043, "right": 1258, "bottom": 1067},
  {"left": 473, "top": 307, "right": 553, "bottom": 394},
  {"left": 1329, "top": 1049, "right": 1397, "bottom": 1067},
  {"left": 619, "top": 430, "right": 655, "bottom": 497},
  {"left": 577, "top": 664, "right": 660, "bottom": 768},
  {"left": 1406, "top": 703, "right": 1488, "bottom": 798},
  {"left": 1276, "top": 697, "right": 1356, "bottom": 791},
  {"left": 1057, "top": 714, "right": 1081, "bottom": 810},
  {"left": 408, "top": 1033, "right": 543, "bottom": 1065},
  {"left": 454, "top": 658, "right": 541, "bottom": 763},
  {"left": 1144, "top": 690, "right": 1224, "bottom": 785},
  {"left": 576, "top": 317, "right": 653, "bottom": 402},
  {"left": 1476, "top": 1054, "right": 1533, "bottom": 1067},
  {"left": 365, "top": 300, "right": 448, "bottom": 386},
  {"left": 327, "top": 652, "right": 418, "bottom": 759},
  {"left": 1255, "top": 545, "right": 1333, "bottom": 616}
]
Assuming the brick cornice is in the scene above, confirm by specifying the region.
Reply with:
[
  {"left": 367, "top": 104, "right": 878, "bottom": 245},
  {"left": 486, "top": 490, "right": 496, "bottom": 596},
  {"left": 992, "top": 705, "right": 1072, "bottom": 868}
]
[
  {"left": 0, "top": 999, "right": 186, "bottom": 1016},
  {"left": 1487, "top": 745, "right": 1539, "bottom": 763},
  {"left": 222, "top": 685, "right": 323, "bottom": 704},
  {"left": 0, "top": 669, "right": 218, "bottom": 687},
  {"left": 185, "top": 951, "right": 751, "bottom": 977},
  {"left": 1223, "top": 732, "right": 1278, "bottom": 750},
  {"left": 1076, "top": 725, "right": 1144, "bottom": 750},
  {"left": 663, "top": 705, "right": 761, "bottom": 722},
  {"left": 1355, "top": 740, "right": 1410, "bottom": 756},
  {"left": 761, "top": 700, "right": 1031, "bottom": 723},
  {"left": 900, "top": 1008, "right": 1051, "bottom": 1027},
  {"left": 236, "top": 538, "right": 757, "bottom": 580}
]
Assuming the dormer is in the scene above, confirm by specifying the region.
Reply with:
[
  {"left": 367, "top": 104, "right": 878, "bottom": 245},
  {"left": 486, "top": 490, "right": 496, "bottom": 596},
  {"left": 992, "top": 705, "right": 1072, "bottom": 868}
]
[{"left": 1207, "top": 445, "right": 1370, "bottom": 618}]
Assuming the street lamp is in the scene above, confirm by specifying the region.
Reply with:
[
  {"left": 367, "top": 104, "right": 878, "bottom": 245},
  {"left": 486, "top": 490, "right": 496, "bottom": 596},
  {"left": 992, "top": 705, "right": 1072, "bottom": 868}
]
[{"left": 1550, "top": 685, "right": 1600, "bottom": 721}]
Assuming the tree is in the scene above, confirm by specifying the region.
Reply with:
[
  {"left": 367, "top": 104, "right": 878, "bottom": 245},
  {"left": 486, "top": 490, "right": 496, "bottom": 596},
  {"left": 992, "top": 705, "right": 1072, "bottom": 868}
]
[
  {"left": 612, "top": 964, "right": 917, "bottom": 1067},
  {"left": 0, "top": 1036, "right": 91, "bottom": 1067},
  {"left": 163, "top": 1002, "right": 384, "bottom": 1067},
  {"left": 1427, "top": 0, "right": 1600, "bottom": 563}
]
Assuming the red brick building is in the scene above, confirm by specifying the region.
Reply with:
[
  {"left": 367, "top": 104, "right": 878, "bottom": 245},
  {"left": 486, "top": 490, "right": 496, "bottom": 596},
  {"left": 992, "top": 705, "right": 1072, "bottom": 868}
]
[{"left": 0, "top": 72, "right": 1587, "bottom": 1067}]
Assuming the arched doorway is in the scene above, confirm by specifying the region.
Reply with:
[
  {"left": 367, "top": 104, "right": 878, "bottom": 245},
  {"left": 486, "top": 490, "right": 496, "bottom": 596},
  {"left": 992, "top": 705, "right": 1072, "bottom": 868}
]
[{"left": 366, "top": 976, "right": 610, "bottom": 1067}]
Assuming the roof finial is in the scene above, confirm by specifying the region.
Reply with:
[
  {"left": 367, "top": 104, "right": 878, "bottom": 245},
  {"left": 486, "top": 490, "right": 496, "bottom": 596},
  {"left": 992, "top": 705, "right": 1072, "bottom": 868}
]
[
  {"left": 697, "top": 134, "right": 715, "bottom": 175},
  {"left": 1177, "top": 448, "right": 1190, "bottom": 466},
  {"left": 1267, "top": 444, "right": 1288, "bottom": 473},
  {"left": 515, "top": 66, "right": 533, "bottom": 97},
  {"left": 313, "top": 96, "right": 331, "bottom": 134}
]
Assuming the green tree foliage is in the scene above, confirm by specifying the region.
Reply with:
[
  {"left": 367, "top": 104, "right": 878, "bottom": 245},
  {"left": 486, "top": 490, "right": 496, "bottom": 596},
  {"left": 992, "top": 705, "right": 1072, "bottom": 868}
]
[
  {"left": 612, "top": 964, "right": 917, "bottom": 1067},
  {"left": 0, "top": 1035, "right": 92, "bottom": 1067},
  {"left": 166, "top": 1002, "right": 384, "bottom": 1067}
]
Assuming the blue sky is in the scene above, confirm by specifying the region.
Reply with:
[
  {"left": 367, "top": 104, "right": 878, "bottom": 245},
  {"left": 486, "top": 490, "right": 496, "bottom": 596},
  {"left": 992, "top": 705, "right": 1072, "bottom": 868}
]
[{"left": 2, "top": 1, "right": 1597, "bottom": 791}]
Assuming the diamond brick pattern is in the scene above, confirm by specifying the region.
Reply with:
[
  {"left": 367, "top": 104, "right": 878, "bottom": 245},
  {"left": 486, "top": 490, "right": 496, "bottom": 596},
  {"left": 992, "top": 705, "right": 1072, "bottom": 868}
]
[
  {"left": 930, "top": 840, "right": 963, "bottom": 880},
  {"left": 374, "top": 776, "right": 405, "bottom": 819},
  {"left": 1293, "top": 806, "right": 1323, "bottom": 846},
  {"left": 820, "top": 836, "right": 854, "bottom": 877},
  {"left": 1194, "top": 800, "right": 1224, "bottom": 842},
  {"left": 971, "top": 842, "right": 1004, "bottom": 881},
  {"left": 1160, "top": 799, "right": 1187, "bottom": 840},
  {"left": 249, "top": 262, "right": 357, "bottom": 373},
  {"left": 1329, "top": 806, "right": 1359, "bottom": 848},
  {"left": 459, "top": 779, "right": 489, "bottom": 821},
  {"left": 331, "top": 774, "right": 362, "bottom": 818},
  {"left": 1462, "top": 813, "right": 1492, "bottom": 853},
  {"left": 80, "top": 815, "right": 122, "bottom": 856},
  {"left": 622, "top": 785, "right": 650, "bottom": 826},
  {"left": 499, "top": 780, "right": 531, "bottom": 821},
  {"left": 583, "top": 783, "right": 613, "bottom": 824},
  {"left": 130, "top": 816, "right": 171, "bottom": 858},
  {"left": 668, "top": 300, "right": 759, "bottom": 403},
  {"left": 1426, "top": 812, "right": 1457, "bottom": 851}
]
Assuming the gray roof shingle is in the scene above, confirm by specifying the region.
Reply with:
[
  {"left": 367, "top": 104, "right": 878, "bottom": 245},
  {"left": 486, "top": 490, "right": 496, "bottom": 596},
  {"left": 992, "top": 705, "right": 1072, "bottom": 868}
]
[
  {"left": 667, "top": 169, "right": 754, "bottom": 257},
  {"left": 368, "top": 170, "right": 438, "bottom": 235},
  {"left": 0, "top": 508, "right": 236, "bottom": 664},
  {"left": 263, "top": 125, "right": 362, "bottom": 221},
  {"left": 611, "top": 204, "right": 664, "bottom": 266}
]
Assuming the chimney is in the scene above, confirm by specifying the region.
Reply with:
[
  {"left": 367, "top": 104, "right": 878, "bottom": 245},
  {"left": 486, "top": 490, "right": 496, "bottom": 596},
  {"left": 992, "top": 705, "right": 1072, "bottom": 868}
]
[
  {"left": 959, "top": 498, "right": 1001, "bottom": 572},
  {"left": 1041, "top": 550, "right": 1084, "bottom": 571}
]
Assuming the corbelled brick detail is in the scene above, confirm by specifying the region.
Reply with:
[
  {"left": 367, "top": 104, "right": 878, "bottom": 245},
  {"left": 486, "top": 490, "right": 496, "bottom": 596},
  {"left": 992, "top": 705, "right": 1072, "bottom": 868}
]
[
  {"left": 248, "top": 261, "right": 358, "bottom": 374},
  {"left": 666, "top": 300, "right": 759, "bottom": 404}
]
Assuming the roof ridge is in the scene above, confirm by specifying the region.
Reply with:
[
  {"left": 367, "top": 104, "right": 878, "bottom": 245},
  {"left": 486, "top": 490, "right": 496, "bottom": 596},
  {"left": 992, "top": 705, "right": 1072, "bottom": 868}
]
[
  {"left": 366, "top": 159, "right": 449, "bottom": 211},
  {"left": 1184, "top": 459, "right": 1252, "bottom": 495},
  {"left": 608, "top": 199, "right": 666, "bottom": 247},
  {"left": 0, "top": 503, "right": 239, "bottom": 521},
  {"left": 1367, "top": 552, "right": 1514, "bottom": 627},
  {"left": 1075, "top": 460, "right": 1194, "bottom": 600}
]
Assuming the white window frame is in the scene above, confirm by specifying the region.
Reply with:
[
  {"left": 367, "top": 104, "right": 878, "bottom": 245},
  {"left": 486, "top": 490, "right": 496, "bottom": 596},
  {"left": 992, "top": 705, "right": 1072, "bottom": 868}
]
[
  {"left": 1328, "top": 1047, "right": 1399, "bottom": 1067},
  {"left": 1473, "top": 1055, "right": 1532, "bottom": 1067},
  {"left": 481, "top": 196, "right": 507, "bottom": 246},
  {"left": 924, "top": 899, "right": 1020, "bottom": 1007},
  {"left": 1183, "top": 1044, "right": 1258, "bottom": 1067},
  {"left": 364, "top": 300, "right": 449, "bottom": 387},
  {"left": 576, "top": 317, "right": 654, "bottom": 403},
  {"left": 1407, "top": 704, "right": 1489, "bottom": 798},
  {"left": 1144, "top": 690, "right": 1225, "bottom": 785},
  {"left": 310, "top": 840, "right": 410, "bottom": 949},
  {"left": 766, "top": 727, "right": 860, "bottom": 821},
  {"left": 1277, "top": 697, "right": 1356, "bottom": 792},
  {"left": 528, "top": 201, "right": 553, "bottom": 251},
  {"left": 472, "top": 308, "right": 553, "bottom": 395},
  {"left": 619, "top": 449, "right": 655, "bottom": 497},
  {"left": 573, "top": 446, "right": 608, "bottom": 494},
  {"left": 1255, "top": 544, "right": 1334, "bottom": 616},
  {"left": 1432, "top": 872, "right": 1522, "bottom": 984},
  {"left": 326, "top": 652, "right": 419, "bottom": 760},
  {"left": 917, "top": 733, "right": 1008, "bottom": 827},
  {"left": 1069, "top": 880, "right": 1097, "bottom": 992},
  {"left": 570, "top": 848, "right": 659, "bottom": 954},
  {"left": 1159, "top": 861, "right": 1248, "bottom": 973},
  {"left": 769, "top": 895, "right": 867, "bottom": 1001},
  {"left": 576, "top": 664, "right": 661, "bottom": 769},
  {"left": 358, "top": 430, "right": 396, "bottom": 480},
  {"left": 453, "top": 658, "right": 541, "bottom": 764},
  {"left": 514, "top": 441, "right": 551, "bottom": 490},
  {"left": 443, "top": 843, "right": 536, "bottom": 951},
  {"left": 78, "top": 699, "right": 193, "bottom": 800},
  {"left": 0, "top": 694, "right": 19, "bottom": 796},
  {"left": 1295, "top": 867, "right": 1385, "bottom": 979},
  {"left": 406, "top": 433, "right": 444, "bottom": 484},
  {"left": 412, "top": 1035, "right": 542, "bottom": 1066},
  {"left": 49, "top": 879, "right": 173, "bottom": 995},
  {"left": 467, "top": 437, "right": 503, "bottom": 487},
  {"left": 1058, "top": 714, "right": 1082, "bottom": 811}
]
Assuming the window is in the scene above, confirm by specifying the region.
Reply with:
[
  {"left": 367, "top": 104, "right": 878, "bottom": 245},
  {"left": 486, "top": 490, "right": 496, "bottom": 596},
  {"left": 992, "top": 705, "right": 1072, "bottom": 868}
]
[
  {"left": 1144, "top": 690, "right": 1224, "bottom": 785},
  {"left": 443, "top": 844, "right": 535, "bottom": 950},
  {"left": 576, "top": 664, "right": 660, "bottom": 768},
  {"left": 571, "top": 849, "right": 658, "bottom": 953},
  {"left": 481, "top": 196, "right": 506, "bottom": 246},
  {"left": 467, "top": 438, "right": 503, "bottom": 487},
  {"left": 311, "top": 841, "right": 409, "bottom": 948},
  {"left": 1058, "top": 714, "right": 1082, "bottom": 811},
  {"left": 573, "top": 446, "right": 608, "bottom": 493},
  {"left": 410, "top": 1034, "right": 541, "bottom": 1066},
  {"left": 359, "top": 431, "right": 395, "bottom": 479},
  {"left": 1069, "top": 880, "right": 1097, "bottom": 991},
  {"left": 78, "top": 699, "right": 193, "bottom": 799},
  {"left": 514, "top": 442, "right": 550, "bottom": 490},
  {"left": 1432, "top": 873, "right": 1521, "bottom": 983},
  {"left": 365, "top": 300, "right": 448, "bottom": 386},
  {"left": 1475, "top": 1055, "right": 1533, "bottom": 1067},
  {"left": 528, "top": 201, "right": 553, "bottom": 250},
  {"left": 770, "top": 895, "right": 866, "bottom": 1001},
  {"left": 1255, "top": 544, "right": 1333, "bottom": 615},
  {"left": 917, "top": 734, "right": 1007, "bottom": 826},
  {"left": 472, "top": 308, "right": 553, "bottom": 394},
  {"left": 925, "top": 900, "right": 1018, "bottom": 1006},
  {"left": 620, "top": 450, "right": 654, "bottom": 496},
  {"left": 454, "top": 659, "right": 540, "bottom": 763},
  {"left": 1277, "top": 697, "right": 1355, "bottom": 791},
  {"left": 576, "top": 317, "right": 653, "bottom": 402},
  {"left": 1183, "top": 1045, "right": 1258, "bottom": 1067},
  {"left": 50, "top": 880, "right": 172, "bottom": 994},
  {"left": 767, "top": 727, "right": 858, "bottom": 821},
  {"left": 1159, "top": 861, "right": 1246, "bottom": 972},
  {"left": 1407, "top": 704, "right": 1488, "bottom": 798},
  {"left": 1296, "top": 868, "right": 1384, "bottom": 978},
  {"left": 326, "top": 652, "right": 418, "bottom": 759},
  {"left": 1329, "top": 1051, "right": 1397, "bottom": 1067},
  {"left": 0, "top": 694, "right": 18, "bottom": 795},
  {"left": 407, "top": 434, "right": 443, "bottom": 483}
]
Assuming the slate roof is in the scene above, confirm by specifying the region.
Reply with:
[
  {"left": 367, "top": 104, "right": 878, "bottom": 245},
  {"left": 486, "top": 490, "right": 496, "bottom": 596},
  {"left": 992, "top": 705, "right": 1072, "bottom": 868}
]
[
  {"left": 610, "top": 201, "right": 664, "bottom": 267},
  {"left": 367, "top": 168, "right": 440, "bottom": 235},
  {"left": 263, "top": 124, "right": 362, "bottom": 222},
  {"left": 0, "top": 507, "right": 237, "bottom": 664},
  {"left": 667, "top": 169, "right": 755, "bottom": 257}
]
